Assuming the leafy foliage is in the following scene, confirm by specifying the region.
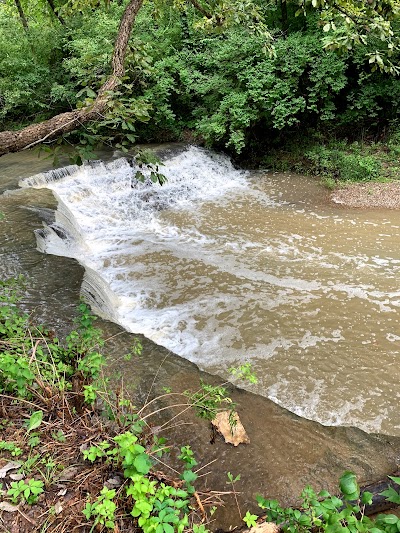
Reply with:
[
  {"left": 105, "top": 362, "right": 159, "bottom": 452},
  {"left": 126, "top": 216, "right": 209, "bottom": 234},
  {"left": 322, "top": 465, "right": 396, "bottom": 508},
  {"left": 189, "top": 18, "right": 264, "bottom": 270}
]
[
  {"left": 2, "top": 0, "right": 400, "bottom": 159},
  {"left": 258, "top": 471, "right": 400, "bottom": 533},
  {"left": 0, "top": 278, "right": 104, "bottom": 399}
]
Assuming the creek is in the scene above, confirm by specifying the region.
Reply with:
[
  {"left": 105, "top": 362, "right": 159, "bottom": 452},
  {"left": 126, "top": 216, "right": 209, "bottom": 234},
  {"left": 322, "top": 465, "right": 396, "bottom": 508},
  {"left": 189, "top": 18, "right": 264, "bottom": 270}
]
[{"left": 1, "top": 145, "right": 399, "bottom": 527}]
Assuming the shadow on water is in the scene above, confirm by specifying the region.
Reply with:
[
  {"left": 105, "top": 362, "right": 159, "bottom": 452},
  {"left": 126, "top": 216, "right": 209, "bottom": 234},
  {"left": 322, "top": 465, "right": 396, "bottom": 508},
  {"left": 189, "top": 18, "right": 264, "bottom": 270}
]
[{"left": 1, "top": 148, "right": 399, "bottom": 529}]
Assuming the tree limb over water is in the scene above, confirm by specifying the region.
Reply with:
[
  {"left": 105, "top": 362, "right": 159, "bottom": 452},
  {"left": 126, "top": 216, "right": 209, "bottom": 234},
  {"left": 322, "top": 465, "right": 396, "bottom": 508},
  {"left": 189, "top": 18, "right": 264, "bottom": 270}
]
[{"left": 0, "top": 0, "right": 143, "bottom": 157}]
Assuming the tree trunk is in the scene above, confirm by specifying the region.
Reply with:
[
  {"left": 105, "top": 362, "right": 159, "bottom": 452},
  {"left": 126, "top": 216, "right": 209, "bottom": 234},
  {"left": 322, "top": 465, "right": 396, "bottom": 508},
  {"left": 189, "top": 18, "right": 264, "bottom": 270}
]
[
  {"left": 0, "top": 0, "right": 143, "bottom": 157},
  {"left": 360, "top": 470, "right": 400, "bottom": 515},
  {"left": 45, "top": 0, "right": 65, "bottom": 25},
  {"left": 14, "top": 0, "right": 29, "bottom": 32},
  {"left": 279, "top": 0, "right": 288, "bottom": 34}
]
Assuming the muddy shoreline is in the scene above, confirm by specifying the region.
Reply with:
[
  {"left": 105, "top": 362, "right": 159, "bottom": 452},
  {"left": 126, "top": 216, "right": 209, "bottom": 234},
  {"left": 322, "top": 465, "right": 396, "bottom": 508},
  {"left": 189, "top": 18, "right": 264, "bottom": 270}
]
[{"left": 331, "top": 181, "right": 400, "bottom": 209}]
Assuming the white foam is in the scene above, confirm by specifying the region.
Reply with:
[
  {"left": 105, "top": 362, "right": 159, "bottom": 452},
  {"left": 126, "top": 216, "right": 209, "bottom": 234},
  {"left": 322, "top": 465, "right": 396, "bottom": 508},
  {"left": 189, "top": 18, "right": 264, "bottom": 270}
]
[{"left": 21, "top": 145, "right": 400, "bottom": 435}]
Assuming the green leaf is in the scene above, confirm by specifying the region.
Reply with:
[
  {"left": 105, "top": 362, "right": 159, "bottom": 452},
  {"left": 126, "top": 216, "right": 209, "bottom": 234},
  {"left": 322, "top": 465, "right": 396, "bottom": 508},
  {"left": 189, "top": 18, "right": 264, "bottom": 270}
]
[
  {"left": 339, "top": 471, "right": 359, "bottom": 500},
  {"left": 388, "top": 476, "right": 400, "bottom": 486},
  {"left": 133, "top": 453, "right": 151, "bottom": 474},
  {"left": 319, "top": 490, "right": 331, "bottom": 498},
  {"left": 381, "top": 515, "right": 399, "bottom": 525},
  {"left": 26, "top": 411, "right": 43, "bottom": 433},
  {"left": 380, "top": 486, "right": 400, "bottom": 504},
  {"left": 361, "top": 491, "right": 373, "bottom": 505},
  {"left": 182, "top": 469, "right": 198, "bottom": 484}
]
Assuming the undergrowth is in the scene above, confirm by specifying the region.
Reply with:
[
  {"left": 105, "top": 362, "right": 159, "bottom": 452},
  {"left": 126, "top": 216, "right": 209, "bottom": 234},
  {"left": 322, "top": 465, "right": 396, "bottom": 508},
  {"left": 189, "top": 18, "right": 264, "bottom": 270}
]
[
  {"left": 258, "top": 129, "right": 400, "bottom": 188},
  {"left": 0, "top": 276, "right": 252, "bottom": 532},
  {"left": 0, "top": 276, "right": 399, "bottom": 532}
]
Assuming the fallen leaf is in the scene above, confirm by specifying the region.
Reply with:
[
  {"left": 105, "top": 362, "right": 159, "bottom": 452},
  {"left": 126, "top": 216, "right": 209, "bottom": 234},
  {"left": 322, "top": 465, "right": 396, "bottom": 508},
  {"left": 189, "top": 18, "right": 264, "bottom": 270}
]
[
  {"left": 0, "top": 461, "right": 21, "bottom": 479},
  {"left": 105, "top": 476, "right": 123, "bottom": 488},
  {"left": 211, "top": 411, "right": 250, "bottom": 446},
  {"left": 54, "top": 501, "right": 63, "bottom": 515},
  {"left": 57, "top": 488, "right": 68, "bottom": 496},
  {"left": 9, "top": 473, "right": 25, "bottom": 481},
  {"left": 58, "top": 466, "right": 80, "bottom": 481},
  {"left": 0, "top": 502, "right": 19, "bottom": 513}
]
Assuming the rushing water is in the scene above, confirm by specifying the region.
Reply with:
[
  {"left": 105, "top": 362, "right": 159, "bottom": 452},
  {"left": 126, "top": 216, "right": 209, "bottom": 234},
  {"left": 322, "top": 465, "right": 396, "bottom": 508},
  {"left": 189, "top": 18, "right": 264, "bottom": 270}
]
[
  {"left": 2, "top": 145, "right": 400, "bottom": 526},
  {"left": 15, "top": 145, "right": 400, "bottom": 437}
]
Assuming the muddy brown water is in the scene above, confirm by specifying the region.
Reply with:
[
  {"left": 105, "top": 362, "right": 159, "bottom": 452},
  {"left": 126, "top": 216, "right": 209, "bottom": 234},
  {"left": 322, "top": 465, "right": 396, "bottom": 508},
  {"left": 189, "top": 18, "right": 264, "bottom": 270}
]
[{"left": 1, "top": 147, "right": 399, "bottom": 529}]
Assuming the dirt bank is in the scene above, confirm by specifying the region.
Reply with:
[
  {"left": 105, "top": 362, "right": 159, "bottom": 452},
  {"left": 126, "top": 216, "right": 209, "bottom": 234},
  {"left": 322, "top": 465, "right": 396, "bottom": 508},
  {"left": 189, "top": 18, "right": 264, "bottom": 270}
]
[{"left": 331, "top": 181, "right": 400, "bottom": 209}]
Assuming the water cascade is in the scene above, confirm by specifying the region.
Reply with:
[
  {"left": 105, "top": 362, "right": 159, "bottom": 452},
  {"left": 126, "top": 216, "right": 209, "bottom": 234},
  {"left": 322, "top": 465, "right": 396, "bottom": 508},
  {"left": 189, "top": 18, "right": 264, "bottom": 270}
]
[{"left": 20, "top": 146, "right": 400, "bottom": 436}]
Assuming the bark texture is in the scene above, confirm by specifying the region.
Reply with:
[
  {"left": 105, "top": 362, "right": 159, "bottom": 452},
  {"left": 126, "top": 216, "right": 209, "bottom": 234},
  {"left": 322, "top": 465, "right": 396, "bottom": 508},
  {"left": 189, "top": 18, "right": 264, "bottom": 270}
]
[
  {"left": 0, "top": 0, "right": 143, "bottom": 157},
  {"left": 14, "top": 0, "right": 29, "bottom": 31}
]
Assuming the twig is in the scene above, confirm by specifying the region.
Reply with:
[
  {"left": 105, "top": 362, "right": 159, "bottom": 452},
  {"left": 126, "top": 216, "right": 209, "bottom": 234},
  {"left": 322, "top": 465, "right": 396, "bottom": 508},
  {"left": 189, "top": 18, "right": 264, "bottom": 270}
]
[
  {"left": 194, "top": 458, "right": 217, "bottom": 474},
  {"left": 17, "top": 508, "right": 37, "bottom": 526},
  {"left": 0, "top": 393, "right": 41, "bottom": 409},
  {"left": 194, "top": 491, "right": 206, "bottom": 519}
]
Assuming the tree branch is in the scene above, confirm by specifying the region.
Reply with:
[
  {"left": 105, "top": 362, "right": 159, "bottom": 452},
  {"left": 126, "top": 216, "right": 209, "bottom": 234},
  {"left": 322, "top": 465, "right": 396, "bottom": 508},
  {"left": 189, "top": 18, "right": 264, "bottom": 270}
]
[{"left": 0, "top": 0, "right": 144, "bottom": 157}]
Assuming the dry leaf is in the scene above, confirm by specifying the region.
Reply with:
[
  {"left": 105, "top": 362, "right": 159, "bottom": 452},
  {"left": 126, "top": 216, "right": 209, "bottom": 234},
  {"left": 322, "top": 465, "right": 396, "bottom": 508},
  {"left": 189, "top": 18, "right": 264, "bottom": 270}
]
[
  {"left": 58, "top": 466, "right": 79, "bottom": 481},
  {"left": 54, "top": 501, "right": 63, "bottom": 515},
  {"left": 0, "top": 502, "right": 19, "bottom": 513},
  {"left": 0, "top": 461, "right": 21, "bottom": 479},
  {"left": 211, "top": 411, "right": 250, "bottom": 446},
  {"left": 9, "top": 473, "right": 25, "bottom": 481}
]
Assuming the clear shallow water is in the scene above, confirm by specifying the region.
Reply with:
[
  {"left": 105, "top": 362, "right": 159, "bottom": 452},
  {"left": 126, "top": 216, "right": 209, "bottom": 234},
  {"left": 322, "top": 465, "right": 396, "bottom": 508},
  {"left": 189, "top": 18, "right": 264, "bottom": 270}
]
[{"left": 17, "top": 145, "right": 400, "bottom": 436}]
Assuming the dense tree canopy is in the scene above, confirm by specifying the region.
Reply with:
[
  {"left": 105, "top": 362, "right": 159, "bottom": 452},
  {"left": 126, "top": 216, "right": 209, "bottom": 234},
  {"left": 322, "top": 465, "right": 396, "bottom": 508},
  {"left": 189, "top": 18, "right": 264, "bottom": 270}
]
[{"left": 0, "top": 0, "right": 399, "bottom": 158}]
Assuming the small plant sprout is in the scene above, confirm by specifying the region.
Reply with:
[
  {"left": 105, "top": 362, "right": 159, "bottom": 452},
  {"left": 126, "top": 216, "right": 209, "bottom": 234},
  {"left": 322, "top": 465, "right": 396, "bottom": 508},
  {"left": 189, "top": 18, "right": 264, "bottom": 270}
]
[
  {"left": 227, "top": 472, "right": 242, "bottom": 518},
  {"left": 0, "top": 440, "right": 23, "bottom": 457},
  {"left": 229, "top": 363, "right": 258, "bottom": 384},
  {"left": 52, "top": 429, "right": 66, "bottom": 443},
  {"left": 185, "top": 380, "right": 235, "bottom": 422},
  {"left": 7, "top": 478, "right": 44, "bottom": 504},
  {"left": 28, "top": 432, "right": 41, "bottom": 448},
  {"left": 243, "top": 510, "right": 258, "bottom": 528},
  {"left": 83, "top": 487, "right": 117, "bottom": 530}
]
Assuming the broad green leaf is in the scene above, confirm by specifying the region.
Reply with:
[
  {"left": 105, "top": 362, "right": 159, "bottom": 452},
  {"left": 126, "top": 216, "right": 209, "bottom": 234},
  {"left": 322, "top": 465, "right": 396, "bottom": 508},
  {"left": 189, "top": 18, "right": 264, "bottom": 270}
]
[
  {"left": 133, "top": 453, "right": 152, "bottom": 474},
  {"left": 381, "top": 486, "right": 400, "bottom": 504},
  {"left": 381, "top": 514, "right": 399, "bottom": 525},
  {"left": 339, "top": 471, "right": 359, "bottom": 500},
  {"left": 26, "top": 411, "right": 43, "bottom": 433}
]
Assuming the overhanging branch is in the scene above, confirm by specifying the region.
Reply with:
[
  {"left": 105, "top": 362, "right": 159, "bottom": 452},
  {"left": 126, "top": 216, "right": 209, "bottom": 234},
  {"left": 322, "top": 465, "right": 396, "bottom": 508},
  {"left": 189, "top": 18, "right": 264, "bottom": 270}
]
[{"left": 0, "top": 0, "right": 144, "bottom": 157}]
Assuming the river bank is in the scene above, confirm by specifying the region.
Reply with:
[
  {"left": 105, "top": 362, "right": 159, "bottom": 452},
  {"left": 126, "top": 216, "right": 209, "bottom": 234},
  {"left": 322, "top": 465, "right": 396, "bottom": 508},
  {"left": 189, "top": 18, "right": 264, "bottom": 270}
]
[{"left": 331, "top": 181, "right": 400, "bottom": 209}]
